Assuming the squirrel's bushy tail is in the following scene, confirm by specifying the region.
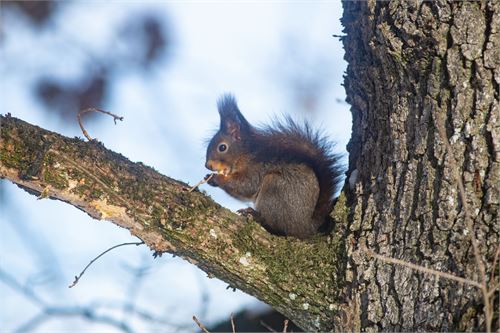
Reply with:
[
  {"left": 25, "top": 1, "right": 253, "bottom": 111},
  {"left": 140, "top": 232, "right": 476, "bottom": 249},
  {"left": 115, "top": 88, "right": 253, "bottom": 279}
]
[{"left": 250, "top": 117, "right": 345, "bottom": 221}]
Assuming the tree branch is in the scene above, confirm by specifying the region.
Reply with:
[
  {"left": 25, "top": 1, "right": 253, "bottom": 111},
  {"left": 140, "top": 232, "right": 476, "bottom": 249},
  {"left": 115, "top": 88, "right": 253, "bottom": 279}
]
[{"left": 0, "top": 114, "right": 347, "bottom": 331}]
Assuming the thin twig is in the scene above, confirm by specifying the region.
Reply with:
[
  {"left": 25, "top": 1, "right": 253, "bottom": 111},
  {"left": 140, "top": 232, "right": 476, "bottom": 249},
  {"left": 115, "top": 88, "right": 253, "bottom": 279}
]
[
  {"left": 487, "top": 282, "right": 499, "bottom": 298},
  {"left": 230, "top": 313, "right": 236, "bottom": 333},
  {"left": 0, "top": 268, "right": 142, "bottom": 333},
  {"left": 15, "top": 306, "right": 135, "bottom": 333},
  {"left": 0, "top": 268, "right": 46, "bottom": 306},
  {"left": 435, "top": 117, "right": 492, "bottom": 332},
  {"left": 282, "top": 319, "right": 289, "bottom": 333},
  {"left": 260, "top": 320, "right": 278, "bottom": 333},
  {"left": 77, "top": 108, "right": 124, "bottom": 141},
  {"left": 489, "top": 246, "right": 500, "bottom": 286},
  {"left": 188, "top": 173, "right": 214, "bottom": 192},
  {"left": 437, "top": 123, "right": 488, "bottom": 283},
  {"left": 193, "top": 315, "right": 210, "bottom": 333},
  {"left": 364, "top": 246, "right": 482, "bottom": 289},
  {"left": 69, "top": 241, "right": 144, "bottom": 288}
]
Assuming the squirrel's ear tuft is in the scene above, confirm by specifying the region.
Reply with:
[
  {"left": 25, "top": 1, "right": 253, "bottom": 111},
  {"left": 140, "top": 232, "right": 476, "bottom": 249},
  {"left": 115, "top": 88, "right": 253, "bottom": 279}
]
[{"left": 217, "top": 94, "right": 250, "bottom": 140}]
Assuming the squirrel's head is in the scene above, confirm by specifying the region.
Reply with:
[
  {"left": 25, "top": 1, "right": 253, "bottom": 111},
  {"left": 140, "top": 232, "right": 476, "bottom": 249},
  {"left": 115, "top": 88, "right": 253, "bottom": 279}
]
[{"left": 206, "top": 94, "right": 251, "bottom": 175}]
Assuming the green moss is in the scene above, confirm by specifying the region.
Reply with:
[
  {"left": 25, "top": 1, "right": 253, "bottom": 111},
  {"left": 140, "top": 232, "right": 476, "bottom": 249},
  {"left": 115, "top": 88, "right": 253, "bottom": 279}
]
[
  {"left": 43, "top": 170, "right": 69, "bottom": 189},
  {"left": 0, "top": 144, "right": 21, "bottom": 169},
  {"left": 458, "top": 306, "right": 477, "bottom": 331},
  {"left": 39, "top": 153, "right": 67, "bottom": 189},
  {"left": 232, "top": 222, "right": 343, "bottom": 309},
  {"left": 151, "top": 204, "right": 165, "bottom": 223},
  {"left": 2, "top": 115, "right": 344, "bottom": 329},
  {"left": 332, "top": 192, "right": 349, "bottom": 224},
  {"left": 1, "top": 131, "right": 41, "bottom": 176}
]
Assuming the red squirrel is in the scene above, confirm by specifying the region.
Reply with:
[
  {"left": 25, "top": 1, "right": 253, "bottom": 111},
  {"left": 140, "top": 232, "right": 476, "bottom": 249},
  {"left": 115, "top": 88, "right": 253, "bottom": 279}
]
[{"left": 205, "top": 94, "right": 344, "bottom": 239}]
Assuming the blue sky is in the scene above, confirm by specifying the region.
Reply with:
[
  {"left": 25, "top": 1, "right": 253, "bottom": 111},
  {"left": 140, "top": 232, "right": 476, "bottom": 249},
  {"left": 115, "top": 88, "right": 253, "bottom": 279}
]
[{"left": 0, "top": 1, "right": 350, "bottom": 331}]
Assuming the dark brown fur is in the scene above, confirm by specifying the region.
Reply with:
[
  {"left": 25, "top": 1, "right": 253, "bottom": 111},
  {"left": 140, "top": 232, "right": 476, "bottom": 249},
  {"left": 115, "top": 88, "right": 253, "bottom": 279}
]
[{"left": 205, "top": 94, "right": 344, "bottom": 239}]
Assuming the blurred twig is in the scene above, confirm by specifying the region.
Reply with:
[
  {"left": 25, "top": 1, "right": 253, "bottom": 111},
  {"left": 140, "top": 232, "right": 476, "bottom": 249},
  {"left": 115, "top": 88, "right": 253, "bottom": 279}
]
[
  {"left": 1, "top": 266, "right": 186, "bottom": 332},
  {"left": 0, "top": 267, "right": 135, "bottom": 333},
  {"left": 282, "top": 319, "right": 289, "bottom": 333},
  {"left": 260, "top": 320, "right": 277, "bottom": 333},
  {"left": 230, "top": 313, "right": 236, "bottom": 333},
  {"left": 193, "top": 315, "right": 210, "bottom": 333},
  {"left": 77, "top": 107, "right": 123, "bottom": 141}
]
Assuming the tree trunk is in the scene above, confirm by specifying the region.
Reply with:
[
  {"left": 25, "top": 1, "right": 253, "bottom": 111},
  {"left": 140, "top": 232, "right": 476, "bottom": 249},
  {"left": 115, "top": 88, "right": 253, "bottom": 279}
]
[
  {"left": 341, "top": 0, "right": 499, "bottom": 331},
  {"left": 1, "top": 1, "right": 498, "bottom": 331}
]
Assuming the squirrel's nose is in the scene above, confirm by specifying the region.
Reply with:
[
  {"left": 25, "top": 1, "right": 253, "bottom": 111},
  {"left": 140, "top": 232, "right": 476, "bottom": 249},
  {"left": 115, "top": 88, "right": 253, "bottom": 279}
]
[{"left": 205, "top": 160, "right": 213, "bottom": 170}]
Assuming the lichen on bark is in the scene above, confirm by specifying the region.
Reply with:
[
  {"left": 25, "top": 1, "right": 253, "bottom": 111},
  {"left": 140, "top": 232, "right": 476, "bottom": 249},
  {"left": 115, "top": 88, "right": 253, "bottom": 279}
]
[
  {"left": 342, "top": 0, "right": 499, "bottom": 331},
  {"left": 0, "top": 114, "right": 348, "bottom": 331}
]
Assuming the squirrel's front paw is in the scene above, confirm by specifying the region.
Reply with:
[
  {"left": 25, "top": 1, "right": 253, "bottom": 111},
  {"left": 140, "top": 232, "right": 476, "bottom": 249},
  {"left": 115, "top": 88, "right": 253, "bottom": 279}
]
[
  {"left": 206, "top": 173, "right": 223, "bottom": 187},
  {"left": 237, "top": 207, "right": 259, "bottom": 219}
]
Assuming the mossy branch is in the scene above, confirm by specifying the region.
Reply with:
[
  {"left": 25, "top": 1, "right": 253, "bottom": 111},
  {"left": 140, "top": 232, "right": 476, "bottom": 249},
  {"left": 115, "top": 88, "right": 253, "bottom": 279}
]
[{"left": 0, "top": 114, "right": 347, "bottom": 331}]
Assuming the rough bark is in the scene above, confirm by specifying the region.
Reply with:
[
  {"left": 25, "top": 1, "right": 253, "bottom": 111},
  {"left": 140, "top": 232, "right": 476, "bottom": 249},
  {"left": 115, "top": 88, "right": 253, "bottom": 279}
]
[
  {"left": 0, "top": 114, "right": 348, "bottom": 332},
  {"left": 342, "top": 0, "right": 499, "bottom": 331},
  {"left": 1, "top": 1, "right": 499, "bottom": 331}
]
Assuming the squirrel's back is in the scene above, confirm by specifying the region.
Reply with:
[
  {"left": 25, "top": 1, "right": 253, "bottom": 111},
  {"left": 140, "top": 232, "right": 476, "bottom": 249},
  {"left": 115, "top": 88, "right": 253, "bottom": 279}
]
[
  {"left": 206, "top": 94, "right": 344, "bottom": 238},
  {"left": 247, "top": 117, "right": 344, "bottom": 222}
]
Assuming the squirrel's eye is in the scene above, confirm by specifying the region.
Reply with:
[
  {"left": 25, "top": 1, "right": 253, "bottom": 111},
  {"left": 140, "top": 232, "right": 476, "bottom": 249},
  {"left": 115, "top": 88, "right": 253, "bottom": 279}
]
[{"left": 218, "top": 143, "right": 228, "bottom": 152}]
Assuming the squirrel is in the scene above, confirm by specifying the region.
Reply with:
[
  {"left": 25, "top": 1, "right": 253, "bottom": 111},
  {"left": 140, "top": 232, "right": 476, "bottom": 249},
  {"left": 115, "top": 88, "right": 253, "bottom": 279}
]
[{"left": 205, "top": 94, "right": 344, "bottom": 239}]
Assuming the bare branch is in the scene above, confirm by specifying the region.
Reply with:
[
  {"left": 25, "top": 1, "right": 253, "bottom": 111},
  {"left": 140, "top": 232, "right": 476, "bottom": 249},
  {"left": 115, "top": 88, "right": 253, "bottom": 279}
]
[
  {"left": 490, "top": 246, "right": 500, "bottom": 286},
  {"left": 363, "top": 246, "right": 483, "bottom": 289},
  {"left": 487, "top": 283, "right": 499, "bottom": 298},
  {"left": 15, "top": 307, "right": 135, "bottom": 333},
  {"left": 77, "top": 108, "right": 123, "bottom": 141},
  {"left": 230, "top": 313, "right": 236, "bottom": 333},
  {"left": 0, "top": 114, "right": 343, "bottom": 332},
  {"left": 260, "top": 320, "right": 278, "bottom": 333},
  {"left": 1, "top": 267, "right": 171, "bottom": 333},
  {"left": 193, "top": 315, "right": 211, "bottom": 333},
  {"left": 69, "top": 241, "right": 144, "bottom": 288},
  {"left": 282, "top": 319, "right": 289, "bottom": 333},
  {"left": 0, "top": 268, "right": 46, "bottom": 307},
  {"left": 434, "top": 114, "right": 493, "bottom": 332}
]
